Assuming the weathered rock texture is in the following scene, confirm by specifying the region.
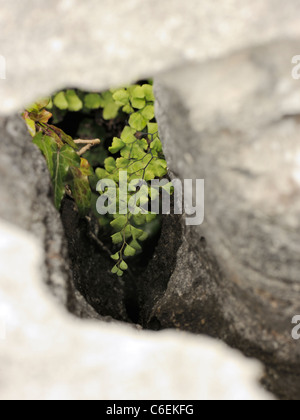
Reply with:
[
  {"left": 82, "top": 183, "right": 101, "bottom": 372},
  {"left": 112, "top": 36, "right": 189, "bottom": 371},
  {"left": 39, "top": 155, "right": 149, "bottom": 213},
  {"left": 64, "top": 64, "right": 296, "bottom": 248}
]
[
  {"left": 0, "top": 116, "right": 270, "bottom": 399},
  {"left": 0, "top": 220, "right": 272, "bottom": 400},
  {"left": 0, "top": 115, "right": 69, "bottom": 305},
  {"left": 0, "top": 0, "right": 300, "bottom": 113},
  {"left": 153, "top": 41, "right": 300, "bottom": 399},
  {"left": 0, "top": 0, "right": 299, "bottom": 401},
  {"left": 0, "top": 115, "right": 107, "bottom": 321}
]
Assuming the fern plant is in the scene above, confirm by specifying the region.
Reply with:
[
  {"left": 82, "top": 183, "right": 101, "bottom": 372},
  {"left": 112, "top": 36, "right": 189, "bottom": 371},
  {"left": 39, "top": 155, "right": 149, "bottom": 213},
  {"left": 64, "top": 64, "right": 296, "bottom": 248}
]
[
  {"left": 23, "top": 83, "right": 171, "bottom": 277},
  {"left": 96, "top": 122, "right": 171, "bottom": 277}
]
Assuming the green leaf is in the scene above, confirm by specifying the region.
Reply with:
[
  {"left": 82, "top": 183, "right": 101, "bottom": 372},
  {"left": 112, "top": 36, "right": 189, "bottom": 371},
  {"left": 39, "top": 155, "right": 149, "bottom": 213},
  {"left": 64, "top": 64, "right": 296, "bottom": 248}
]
[
  {"left": 146, "top": 159, "right": 168, "bottom": 179},
  {"left": 112, "top": 232, "right": 123, "bottom": 245},
  {"left": 121, "top": 126, "right": 137, "bottom": 144},
  {"left": 116, "top": 157, "right": 130, "bottom": 169},
  {"left": 131, "top": 226, "right": 144, "bottom": 240},
  {"left": 33, "top": 97, "right": 48, "bottom": 110},
  {"left": 101, "top": 91, "right": 115, "bottom": 103},
  {"left": 111, "top": 265, "right": 119, "bottom": 274},
  {"left": 59, "top": 145, "right": 81, "bottom": 168},
  {"left": 133, "top": 213, "right": 147, "bottom": 225},
  {"left": 120, "top": 261, "right": 128, "bottom": 271},
  {"left": 120, "top": 140, "right": 148, "bottom": 160},
  {"left": 26, "top": 103, "right": 39, "bottom": 113},
  {"left": 36, "top": 109, "right": 53, "bottom": 124},
  {"left": 33, "top": 133, "right": 57, "bottom": 178},
  {"left": 131, "top": 98, "right": 146, "bottom": 109},
  {"left": 103, "top": 102, "right": 120, "bottom": 120},
  {"left": 146, "top": 213, "right": 157, "bottom": 223},
  {"left": 112, "top": 266, "right": 124, "bottom": 277},
  {"left": 130, "top": 240, "right": 142, "bottom": 251},
  {"left": 111, "top": 253, "right": 120, "bottom": 261},
  {"left": 144, "top": 168, "right": 156, "bottom": 182},
  {"left": 46, "top": 124, "right": 78, "bottom": 149},
  {"left": 96, "top": 168, "right": 108, "bottom": 180},
  {"left": 129, "top": 112, "right": 148, "bottom": 131},
  {"left": 124, "top": 225, "right": 132, "bottom": 240},
  {"left": 112, "top": 89, "right": 130, "bottom": 105},
  {"left": 104, "top": 157, "right": 116, "bottom": 174},
  {"left": 147, "top": 122, "right": 159, "bottom": 138},
  {"left": 132, "top": 86, "right": 145, "bottom": 99},
  {"left": 35, "top": 97, "right": 51, "bottom": 110},
  {"left": 61, "top": 131, "right": 79, "bottom": 149},
  {"left": 110, "top": 216, "right": 127, "bottom": 232},
  {"left": 65, "top": 90, "right": 83, "bottom": 112},
  {"left": 122, "top": 104, "right": 134, "bottom": 114},
  {"left": 52, "top": 145, "right": 80, "bottom": 209},
  {"left": 54, "top": 92, "right": 69, "bottom": 110},
  {"left": 24, "top": 118, "right": 36, "bottom": 137},
  {"left": 150, "top": 138, "right": 162, "bottom": 153},
  {"left": 46, "top": 98, "right": 53, "bottom": 109},
  {"left": 41, "top": 126, "right": 63, "bottom": 148},
  {"left": 141, "top": 105, "right": 155, "bottom": 121},
  {"left": 79, "top": 158, "right": 93, "bottom": 176},
  {"left": 70, "top": 166, "right": 92, "bottom": 216},
  {"left": 127, "top": 156, "right": 150, "bottom": 175},
  {"left": 124, "top": 245, "right": 136, "bottom": 257},
  {"left": 84, "top": 93, "right": 103, "bottom": 109},
  {"left": 139, "top": 231, "right": 149, "bottom": 241},
  {"left": 109, "top": 137, "right": 125, "bottom": 154},
  {"left": 142, "top": 84, "right": 155, "bottom": 102},
  {"left": 52, "top": 154, "right": 69, "bottom": 209}
]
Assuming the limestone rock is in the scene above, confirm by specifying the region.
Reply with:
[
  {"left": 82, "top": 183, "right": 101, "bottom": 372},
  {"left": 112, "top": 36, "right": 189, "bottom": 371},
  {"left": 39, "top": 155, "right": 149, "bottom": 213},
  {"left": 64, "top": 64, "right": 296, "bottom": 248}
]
[
  {"left": 0, "top": 0, "right": 300, "bottom": 113},
  {"left": 0, "top": 219, "right": 272, "bottom": 400},
  {"left": 0, "top": 116, "right": 108, "bottom": 320},
  {"left": 153, "top": 41, "right": 300, "bottom": 399},
  {"left": 0, "top": 115, "right": 69, "bottom": 305},
  {"left": 0, "top": 0, "right": 299, "bottom": 400}
]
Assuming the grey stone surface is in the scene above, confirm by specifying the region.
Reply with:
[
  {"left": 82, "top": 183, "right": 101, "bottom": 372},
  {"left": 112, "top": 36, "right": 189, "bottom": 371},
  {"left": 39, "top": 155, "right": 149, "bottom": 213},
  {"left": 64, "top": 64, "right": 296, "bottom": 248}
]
[
  {"left": 153, "top": 40, "right": 300, "bottom": 398},
  {"left": 0, "top": 0, "right": 300, "bottom": 114},
  {"left": 0, "top": 117, "right": 267, "bottom": 400},
  {"left": 0, "top": 0, "right": 299, "bottom": 400},
  {"left": 0, "top": 116, "right": 107, "bottom": 320},
  {"left": 0, "top": 219, "right": 272, "bottom": 400},
  {"left": 0, "top": 115, "right": 69, "bottom": 305}
]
